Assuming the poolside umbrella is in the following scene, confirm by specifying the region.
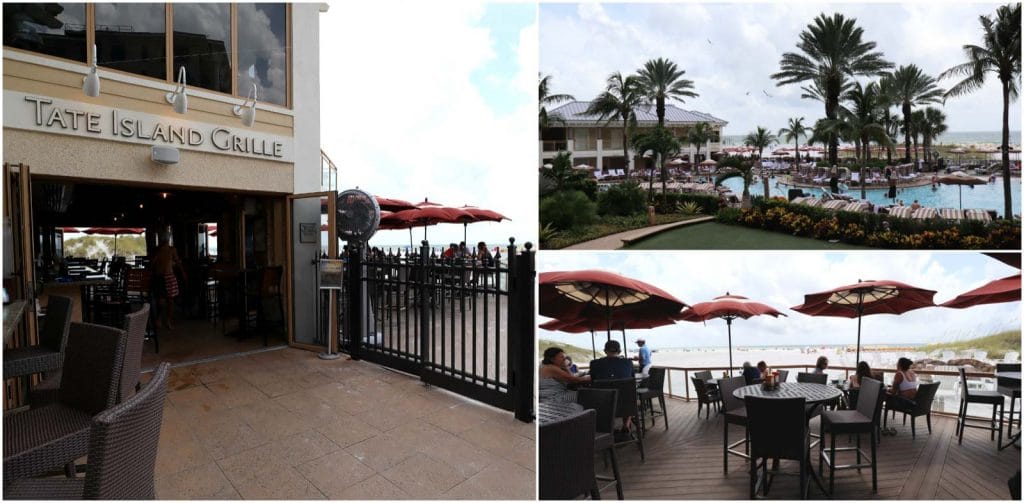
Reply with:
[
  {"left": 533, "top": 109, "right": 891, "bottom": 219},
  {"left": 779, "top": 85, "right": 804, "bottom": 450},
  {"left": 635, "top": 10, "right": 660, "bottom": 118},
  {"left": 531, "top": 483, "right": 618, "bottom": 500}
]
[
  {"left": 937, "top": 171, "right": 987, "bottom": 210},
  {"left": 792, "top": 280, "right": 937, "bottom": 365},
  {"left": 540, "top": 313, "right": 677, "bottom": 359},
  {"left": 82, "top": 227, "right": 145, "bottom": 257},
  {"left": 940, "top": 274, "right": 1021, "bottom": 309},
  {"left": 539, "top": 270, "right": 687, "bottom": 356},
  {"left": 677, "top": 293, "right": 786, "bottom": 376},
  {"left": 384, "top": 206, "right": 472, "bottom": 244}
]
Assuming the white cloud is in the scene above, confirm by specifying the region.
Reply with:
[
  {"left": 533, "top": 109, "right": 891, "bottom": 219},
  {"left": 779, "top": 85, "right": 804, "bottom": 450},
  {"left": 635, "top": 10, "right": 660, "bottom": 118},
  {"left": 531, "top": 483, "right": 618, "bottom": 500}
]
[{"left": 321, "top": 2, "right": 537, "bottom": 248}]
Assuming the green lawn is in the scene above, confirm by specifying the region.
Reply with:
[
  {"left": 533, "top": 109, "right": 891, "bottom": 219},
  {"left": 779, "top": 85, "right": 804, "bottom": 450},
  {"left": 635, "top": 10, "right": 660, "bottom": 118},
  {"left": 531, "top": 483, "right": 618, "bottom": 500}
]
[{"left": 623, "top": 222, "right": 870, "bottom": 250}]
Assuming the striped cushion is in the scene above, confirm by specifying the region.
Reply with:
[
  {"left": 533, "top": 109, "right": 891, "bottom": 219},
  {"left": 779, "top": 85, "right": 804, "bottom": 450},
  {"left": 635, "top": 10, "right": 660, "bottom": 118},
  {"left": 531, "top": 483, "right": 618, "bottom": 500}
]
[
  {"left": 912, "top": 207, "right": 937, "bottom": 219},
  {"left": 938, "top": 208, "right": 963, "bottom": 220},
  {"left": 964, "top": 209, "right": 992, "bottom": 222},
  {"left": 792, "top": 197, "right": 822, "bottom": 207},
  {"left": 843, "top": 201, "right": 869, "bottom": 213},
  {"left": 887, "top": 206, "right": 914, "bottom": 219},
  {"left": 821, "top": 200, "right": 848, "bottom": 210}
]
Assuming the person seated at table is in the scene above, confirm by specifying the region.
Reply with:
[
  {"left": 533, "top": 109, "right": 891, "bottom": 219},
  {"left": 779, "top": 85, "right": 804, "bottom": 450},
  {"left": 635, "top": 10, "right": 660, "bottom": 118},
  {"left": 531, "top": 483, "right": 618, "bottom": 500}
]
[
  {"left": 813, "top": 356, "right": 829, "bottom": 374},
  {"left": 588, "top": 340, "right": 634, "bottom": 380},
  {"left": 476, "top": 241, "right": 494, "bottom": 267},
  {"left": 888, "top": 357, "right": 919, "bottom": 399},
  {"left": 742, "top": 361, "right": 761, "bottom": 385},
  {"left": 442, "top": 243, "right": 458, "bottom": 258},
  {"left": 757, "top": 361, "right": 768, "bottom": 376},
  {"left": 849, "top": 361, "right": 872, "bottom": 389},
  {"left": 539, "top": 347, "right": 590, "bottom": 403}
]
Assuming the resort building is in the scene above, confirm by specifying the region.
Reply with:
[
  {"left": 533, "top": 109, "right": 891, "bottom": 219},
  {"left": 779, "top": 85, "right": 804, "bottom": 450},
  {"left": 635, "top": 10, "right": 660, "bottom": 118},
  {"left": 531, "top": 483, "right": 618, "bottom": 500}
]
[
  {"left": 540, "top": 101, "right": 728, "bottom": 173},
  {"left": 3, "top": 3, "right": 331, "bottom": 360}
]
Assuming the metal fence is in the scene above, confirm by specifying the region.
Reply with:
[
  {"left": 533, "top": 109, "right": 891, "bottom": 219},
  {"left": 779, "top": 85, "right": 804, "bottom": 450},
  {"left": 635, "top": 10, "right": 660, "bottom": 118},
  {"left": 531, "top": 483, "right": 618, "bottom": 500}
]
[{"left": 336, "top": 240, "right": 535, "bottom": 421}]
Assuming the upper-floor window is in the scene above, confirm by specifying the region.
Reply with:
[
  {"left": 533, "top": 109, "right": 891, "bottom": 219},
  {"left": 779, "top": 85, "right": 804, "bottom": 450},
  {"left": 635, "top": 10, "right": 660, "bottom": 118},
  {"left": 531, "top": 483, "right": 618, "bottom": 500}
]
[
  {"left": 4, "top": 3, "right": 289, "bottom": 107},
  {"left": 3, "top": 3, "right": 86, "bottom": 62},
  {"left": 237, "top": 3, "right": 287, "bottom": 106},
  {"left": 173, "top": 3, "right": 231, "bottom": 95}
]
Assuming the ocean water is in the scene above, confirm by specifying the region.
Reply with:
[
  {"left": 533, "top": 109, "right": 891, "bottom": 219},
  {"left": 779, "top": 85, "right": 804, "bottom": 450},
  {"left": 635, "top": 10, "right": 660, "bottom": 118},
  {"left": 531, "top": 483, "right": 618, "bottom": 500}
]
[
  {"left": 722, "top": 131, "right": 1021, "bottom": 147},
  {"left": 720, "top": 176, "right": 1021, "bottom": 213}
]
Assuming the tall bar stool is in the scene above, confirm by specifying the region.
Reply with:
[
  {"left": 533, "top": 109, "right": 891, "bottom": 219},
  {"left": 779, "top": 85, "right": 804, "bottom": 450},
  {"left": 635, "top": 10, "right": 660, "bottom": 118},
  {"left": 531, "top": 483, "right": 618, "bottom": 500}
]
[
  {"left": 996, "top": 363, "right": 1021, "bottom": 443},
  {"left": 819, "top": 377, "right": 884, "bottom": 495},
  {"left": 956, "top": 367, "right": 1003, "bottom": 445}
]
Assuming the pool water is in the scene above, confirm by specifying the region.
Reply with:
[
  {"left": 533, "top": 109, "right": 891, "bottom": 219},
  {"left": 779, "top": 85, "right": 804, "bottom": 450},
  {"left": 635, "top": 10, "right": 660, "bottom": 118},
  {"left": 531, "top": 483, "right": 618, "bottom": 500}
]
[{"left": 720, "top": 176, "right": 1022, "bottom": 213}]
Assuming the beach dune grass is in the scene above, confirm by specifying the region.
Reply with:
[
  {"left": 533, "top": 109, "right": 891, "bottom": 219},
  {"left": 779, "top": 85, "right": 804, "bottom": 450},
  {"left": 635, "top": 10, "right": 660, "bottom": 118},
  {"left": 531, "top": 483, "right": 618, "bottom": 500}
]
[
  {"left": 919, "top": 330, "right": 1021, "bottom": 359},
  {"left": 538, "top": 338, "right": 601, "bottom": 364},
  {"left": 623, "top": 222, "right": 869, "bottom": 249}
]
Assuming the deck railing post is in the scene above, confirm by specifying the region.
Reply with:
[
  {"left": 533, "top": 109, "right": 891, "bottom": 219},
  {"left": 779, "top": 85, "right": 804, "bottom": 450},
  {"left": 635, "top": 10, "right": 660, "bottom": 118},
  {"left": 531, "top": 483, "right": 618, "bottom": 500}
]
[
  {"left": 508, "top": 240, "right": 535, "bottom": 422},
  {"left": 346, "top": 244, "right": 364, "bottom": 361}
]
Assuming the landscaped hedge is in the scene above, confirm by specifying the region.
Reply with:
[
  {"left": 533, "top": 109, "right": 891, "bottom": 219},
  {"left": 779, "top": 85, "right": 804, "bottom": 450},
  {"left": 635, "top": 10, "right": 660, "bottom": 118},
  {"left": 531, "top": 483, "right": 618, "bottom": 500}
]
[
  {"left": 598, "top": 182, "right": 647, "bottom": 217},
  {"left": 539, "top": 190, "right": 597, "bottom": 231},
  {"left": 717, "top": 199, "right": 1020, "bottom": 249},
  {"left": 651, "top": 193, "right": 722, "bottom": 215}
]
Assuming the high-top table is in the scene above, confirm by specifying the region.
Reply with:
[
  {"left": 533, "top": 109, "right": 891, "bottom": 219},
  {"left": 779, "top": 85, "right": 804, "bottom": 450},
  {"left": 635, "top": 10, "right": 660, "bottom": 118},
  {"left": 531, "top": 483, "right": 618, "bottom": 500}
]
[{"left": 997, "top": 370, "right": 1021, "bottom": 450}]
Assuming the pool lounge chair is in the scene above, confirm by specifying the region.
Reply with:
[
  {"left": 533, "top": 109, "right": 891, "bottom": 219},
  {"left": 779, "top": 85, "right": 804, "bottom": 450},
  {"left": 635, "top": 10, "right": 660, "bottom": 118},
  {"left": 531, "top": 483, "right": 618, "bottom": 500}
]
[
  {"left": 964, "top": 209, "right": 992, "bottom": 222},
  {"left": 938, "top": 208, "right": 964, "bottom": 221},
  {"left": 791, "top": 197, "right": 821, "bottom": 207},
  {"left": 887, "top": 206, "right": 915, "bottom": 219},
  {"left": 912, "top": 207, "right": 937, "bottom": 219},
  {"left": 821, "top": 199, "right": 848, "bottom": 211},
  {"left": 843, "top": 201, "right": 870, "bottom": 213}
]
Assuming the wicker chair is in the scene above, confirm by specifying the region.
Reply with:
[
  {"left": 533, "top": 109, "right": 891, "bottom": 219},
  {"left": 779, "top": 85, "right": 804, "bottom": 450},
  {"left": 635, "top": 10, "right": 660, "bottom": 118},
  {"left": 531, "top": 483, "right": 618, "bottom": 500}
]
[
  {"left": 777, "top": 370, "right": 789, "bottom": 383},
  {"left": 578, "top": 388, "right": 623, "bottom": 500},
  {"left": 745, "top": 395, "right": 810, "bottom": 499},
  {"left": 691, "top": 376, "right": 721, "bottom": 420},
  {"left": 719, "top": 376, "right": 749, "bottom": 474},
  {"left": 31, "top": 304, "right": 150, "bottom": 406},
  {"left": 819, "top": 377, "right": 884, "bottom": 495},
  {"left": 955, "top": 368, "right": 1004, "bottom": 445},
  {"left": 884, "top": 381, "right": 940, "bottom": 439},
  {"left": 797, "top": 372, "right": 827, "bottom": 385},
  {"left": 539, "top": 409, "right": 598, "bottom": 500},
  {"left": 3, "top": 296, "right": 73, "bottom": 380},
  {"left": 592, "top": 378, "right": 645, "bottom": 462},
  {"left": 638, "top": 367, "right": 668, "bottom": 430},
  {"left": 3, "top": 322, "right": 126, "bottom": 480},
  {"left": 5, "top": 363, "right": 170, "bottom": 500}
]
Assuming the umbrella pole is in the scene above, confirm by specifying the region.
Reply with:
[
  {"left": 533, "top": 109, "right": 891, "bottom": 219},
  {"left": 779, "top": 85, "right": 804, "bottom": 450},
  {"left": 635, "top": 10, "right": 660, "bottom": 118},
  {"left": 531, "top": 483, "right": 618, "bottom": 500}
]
[
  {"left": 408, "top": 228, "right": 413, "bottom": 250},
  {"left": 727, "top": 318, "right": 734, "bottom": 377},
  {"left": 605, "top": 286, "right": 612, "bottom": 343},
  {"left": 590, "top": 330, "right": 596, "bottom": 360},
  {"left": 959, "top": 186, "right": 963, "bottom": 210},
  {"left": 621, "top": 329, "right": 628, "bottom": 359},
  {"left": 463, "top": 223, "right": 467, "bottom": 247},
  {"left": 856, "top": 313, "right": 862, "bottom": 366}
]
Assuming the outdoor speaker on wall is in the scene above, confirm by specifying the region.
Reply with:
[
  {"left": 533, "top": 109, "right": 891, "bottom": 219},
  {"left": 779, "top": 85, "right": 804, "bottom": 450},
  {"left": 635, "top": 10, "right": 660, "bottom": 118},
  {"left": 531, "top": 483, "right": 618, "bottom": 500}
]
[{"left": 152, "top": 146, "right": 180, "bottom": 165}]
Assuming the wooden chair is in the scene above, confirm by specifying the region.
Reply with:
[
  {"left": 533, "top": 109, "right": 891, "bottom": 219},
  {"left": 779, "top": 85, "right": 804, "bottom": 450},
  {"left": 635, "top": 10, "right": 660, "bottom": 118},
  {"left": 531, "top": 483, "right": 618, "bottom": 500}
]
[{"left": 5, "top": 363, "right": 171, "bottom": 499}]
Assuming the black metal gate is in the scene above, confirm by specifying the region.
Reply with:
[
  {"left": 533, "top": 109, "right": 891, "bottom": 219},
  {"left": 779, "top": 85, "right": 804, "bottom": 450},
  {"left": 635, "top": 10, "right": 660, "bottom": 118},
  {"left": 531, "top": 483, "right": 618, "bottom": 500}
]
[{"left": 336, "top": 239, "right": 534, "bottom": 421}]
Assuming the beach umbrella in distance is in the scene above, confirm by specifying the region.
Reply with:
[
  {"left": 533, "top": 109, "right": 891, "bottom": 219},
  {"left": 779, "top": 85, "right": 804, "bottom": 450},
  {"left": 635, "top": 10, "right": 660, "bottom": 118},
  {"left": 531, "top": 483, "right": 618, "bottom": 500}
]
[
  {"left": 458, "top": 206, "right": 508, "bottom": 245},
  {"left": 940, "top": 274, "right": 1021, "bottom": 309},
  {"left": 540, "top": 312, "right": 678, "bottom": 359},
  {"left": 539, "top": 269, "right": 687, "bottom": 358},
  {"left": 384, "top": 205, "right": 472, "bottom": 244},
  {"left": 792, "top": 279, "right": 937, "bottom": 365},
  {"left": 677, "top": 293, "right": 786, "bottom": 376},
  {"left": 82, "top": 227, "right": 145, "bottom": 257},
  {"left": 937, "top": 171, "right": 987, "bottom": 210}
]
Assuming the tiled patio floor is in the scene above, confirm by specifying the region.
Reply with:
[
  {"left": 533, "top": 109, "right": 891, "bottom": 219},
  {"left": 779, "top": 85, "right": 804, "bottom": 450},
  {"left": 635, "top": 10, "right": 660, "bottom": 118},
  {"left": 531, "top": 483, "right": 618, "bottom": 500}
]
[{"left": 149, "top": 347, "right": 536, "bottom": 499}]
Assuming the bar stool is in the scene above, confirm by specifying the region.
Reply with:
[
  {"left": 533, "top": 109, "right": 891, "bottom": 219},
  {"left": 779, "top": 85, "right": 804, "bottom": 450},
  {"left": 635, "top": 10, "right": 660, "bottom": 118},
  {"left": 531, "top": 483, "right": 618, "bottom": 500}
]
[
  {"left": 819, "top": 378, "right": 884, "bottom": 495},
  {"left": 996, "top": 363, "right": 1021, "bottom": 443},
  {"left": 956, "top": 367, "right": 1003, "bottom": 445}
]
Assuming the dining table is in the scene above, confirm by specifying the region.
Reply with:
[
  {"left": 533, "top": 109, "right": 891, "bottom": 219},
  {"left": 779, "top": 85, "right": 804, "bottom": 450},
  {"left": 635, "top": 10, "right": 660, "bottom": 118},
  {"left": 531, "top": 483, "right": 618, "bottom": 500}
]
[
  {"left": 997, "top": 370, "right": 1021, "bottom": 450},
  {"left": 537, "top": 401, "right": 585, "bottom": 426}
]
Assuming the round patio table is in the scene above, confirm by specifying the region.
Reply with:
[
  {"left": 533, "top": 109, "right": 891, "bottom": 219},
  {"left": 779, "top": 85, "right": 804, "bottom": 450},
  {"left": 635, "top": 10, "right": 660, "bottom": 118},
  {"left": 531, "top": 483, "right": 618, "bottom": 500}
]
[
  {"left": 537, "top": 401, "right": 585, "bottom": 426},
  {"left": 733, "top": 382, "right": 842, "bottom": 404}
]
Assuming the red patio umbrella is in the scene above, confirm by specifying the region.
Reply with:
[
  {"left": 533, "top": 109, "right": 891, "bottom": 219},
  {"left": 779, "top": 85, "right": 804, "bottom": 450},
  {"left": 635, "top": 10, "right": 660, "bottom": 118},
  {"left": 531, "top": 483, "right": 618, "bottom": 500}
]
[
  {"left": 677, "top": 293, "right": 786, "bottom": 376},
  {"left": 375, "top": 196, "right": 417, "bottom": 212},
  {"left": 540, "top": 313, "right": 677, "bottom": 359},
  {"left": 539, "top": 270, "right": 687, "bottom": 356},
  {"left": 792, "top": 279, "right": 937, "bottom": 365},
  {"left": 458, "top": 205, "right": 508, "bottom": 245},
  {"left": 384, "top": 206, "right": 472, "bottom": 245},
  {"left": 940, "top": 274, "right": 1021, "bottom": 309}
]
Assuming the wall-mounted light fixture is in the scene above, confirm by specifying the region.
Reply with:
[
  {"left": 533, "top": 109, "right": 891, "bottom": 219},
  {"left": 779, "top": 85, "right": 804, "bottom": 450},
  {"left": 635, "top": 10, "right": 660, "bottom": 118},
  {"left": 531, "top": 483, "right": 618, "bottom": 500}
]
[
  {"left": 233, "top": 83, "right": 258, "bottom": 127},
  {"left": 82, "top": 44, "right": 100, "bottom": 97},
  {"left": 165, "top": 66, "right": 188, "bottom": 114}
]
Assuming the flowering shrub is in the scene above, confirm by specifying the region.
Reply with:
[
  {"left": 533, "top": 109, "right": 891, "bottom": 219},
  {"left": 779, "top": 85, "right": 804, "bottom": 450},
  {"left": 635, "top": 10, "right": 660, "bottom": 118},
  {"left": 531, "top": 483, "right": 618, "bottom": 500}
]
[{"left": 717, "top": 201, "right": 1021, "bottom": 249}]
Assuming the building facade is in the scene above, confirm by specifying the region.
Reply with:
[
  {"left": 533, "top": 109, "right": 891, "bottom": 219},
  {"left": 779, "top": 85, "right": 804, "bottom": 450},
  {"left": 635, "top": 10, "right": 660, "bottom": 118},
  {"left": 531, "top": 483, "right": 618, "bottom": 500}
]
[
  {"left": 539, "top": 101, "right": 728, "bottom": 173},
  {"left": 3, "top": 3, "right": 331, "bottom": 354}
]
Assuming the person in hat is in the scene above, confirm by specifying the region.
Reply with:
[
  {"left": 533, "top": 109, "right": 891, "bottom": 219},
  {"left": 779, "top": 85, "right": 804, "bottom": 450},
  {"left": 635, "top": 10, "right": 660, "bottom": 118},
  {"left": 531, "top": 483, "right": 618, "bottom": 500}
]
[
  {"left": 632, "top": 337, "right": 652, "bottom": 373},
  {"left": 588, "top": 340, "right": 635, "bottom": 380}
]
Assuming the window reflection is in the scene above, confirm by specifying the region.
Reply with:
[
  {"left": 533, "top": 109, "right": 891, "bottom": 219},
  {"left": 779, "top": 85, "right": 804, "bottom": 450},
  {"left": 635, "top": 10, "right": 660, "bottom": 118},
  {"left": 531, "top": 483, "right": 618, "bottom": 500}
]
[
  {"left": 3, "top": 3, "right": 86, "bottom": 62},
  {"left": 237, "top": 3, "right": 287, "bottom": 106},
  {"left": 173, "top": 3, "right": 231, "bottom": 94},
  {"left": 95, "top": 3, "right": 166, "bottom": 80}
]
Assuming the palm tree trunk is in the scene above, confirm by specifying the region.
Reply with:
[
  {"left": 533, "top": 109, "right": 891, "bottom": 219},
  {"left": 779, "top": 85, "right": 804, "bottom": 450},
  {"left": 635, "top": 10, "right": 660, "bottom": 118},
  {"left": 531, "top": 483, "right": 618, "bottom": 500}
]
[
  {"left": 794, "top": 138, "right": 800, "bottom": 164},
  {"left": 860, "top": 166, "right": 867, "bottom": 200},
  {"left": 622, "top": 122, "right": 630, "bottom": 182},
  {"left": 903, "top": 102, "right": 912, "bottom": 163},
  {"left": 1002, "top": 81, "right": 1013, "bottom": 219},
  {"left": 827, "top": 97, "right": 840, "bottom": 165}
]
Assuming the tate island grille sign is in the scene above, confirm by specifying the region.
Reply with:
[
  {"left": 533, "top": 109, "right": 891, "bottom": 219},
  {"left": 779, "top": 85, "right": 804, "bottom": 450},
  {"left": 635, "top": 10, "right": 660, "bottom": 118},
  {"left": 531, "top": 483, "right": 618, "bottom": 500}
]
[{"left": 3, "top": 90, "right": 293, "bottom": 163}]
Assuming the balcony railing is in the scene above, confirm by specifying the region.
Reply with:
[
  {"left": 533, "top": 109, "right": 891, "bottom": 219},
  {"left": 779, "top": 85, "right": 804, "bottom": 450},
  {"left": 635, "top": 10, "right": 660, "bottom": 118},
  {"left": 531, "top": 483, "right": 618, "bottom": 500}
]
[
  {"left": 320, "top": 149, "right": 338, "bottom": 192},
  {"left": 541, "top": 140, "right": 568, "bottom": 152}
]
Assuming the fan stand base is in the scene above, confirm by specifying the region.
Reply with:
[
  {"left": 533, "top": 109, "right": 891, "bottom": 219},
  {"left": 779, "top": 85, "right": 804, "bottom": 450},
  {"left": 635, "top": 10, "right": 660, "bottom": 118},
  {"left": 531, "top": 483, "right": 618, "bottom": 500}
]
[{"left": 318, "top": 352, "right": 341, "bottom": 360}]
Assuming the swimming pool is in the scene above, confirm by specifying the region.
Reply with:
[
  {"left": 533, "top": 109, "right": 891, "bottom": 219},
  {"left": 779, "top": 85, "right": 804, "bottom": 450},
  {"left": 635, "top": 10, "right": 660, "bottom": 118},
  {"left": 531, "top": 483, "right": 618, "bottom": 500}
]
[{"left": 720, "top": 176, "right": 1022, "bottom": 213}]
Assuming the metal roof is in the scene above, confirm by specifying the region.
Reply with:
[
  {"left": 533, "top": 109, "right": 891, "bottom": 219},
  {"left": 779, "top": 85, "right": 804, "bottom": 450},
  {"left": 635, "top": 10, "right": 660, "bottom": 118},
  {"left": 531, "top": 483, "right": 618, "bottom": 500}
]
[{"left": 548, "top": 101, "right": 728, "bottom": 127}]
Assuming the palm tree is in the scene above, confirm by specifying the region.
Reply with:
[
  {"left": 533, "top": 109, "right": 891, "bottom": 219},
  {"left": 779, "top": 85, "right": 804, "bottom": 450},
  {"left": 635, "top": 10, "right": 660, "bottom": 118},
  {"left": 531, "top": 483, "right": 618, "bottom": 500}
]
[
  {"left": 903, "top": 109, "right": 927, "bottom": 163},
  {"left": 540, "top": 151, "right": 588, "bottom": 191},
  {"left": 716, "top": 157, "right": 755, "bottom": 208},
  {"left": 585, "top": 72, "right": 643, "bottom": 181},
  {"left": 920, "top": 107, "right": 948, "bottom": 166},
  {"left": 876, "top": 77, "right": 902, "bottom": 164},
  {"left": 686, "top": 122, "right": 713, "bottom": 167},
  {"left": 772, "top": 13, "right": 893, "bottom": 165},
  {"left": 940, "top": 3, "right": 1021, "bottom": 219},
  {"left": 778, "top": 117, "right": 808, "bottom": 163},
  {"left": 882, "top": 64, "right": 944, "bottom": 163},
  {"left": 744, "top": 127, "right": 777, "bottom": 199},
  {"left": 842, "top": 81, "right": 890, "bottom": 161},
  {"left": 631, "top": 126, "right": 681, "bottom": 201},
  {"left": 539, "top": 73, "right": 575, "bottom": 132},
  {"left": 636, "top": 58, "right": 699, "bottom": 127}
]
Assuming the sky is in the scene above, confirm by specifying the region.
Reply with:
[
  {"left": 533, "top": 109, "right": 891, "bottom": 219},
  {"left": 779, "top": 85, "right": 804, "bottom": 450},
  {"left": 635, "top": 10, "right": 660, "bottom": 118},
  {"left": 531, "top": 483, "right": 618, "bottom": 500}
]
[
  {"left": 321, "top": 2, "right": 538, "bottom": 249},
  {"left": 539, "top": 2, "right": 1022, "bottom": 137},
  {"left": 538, "top": 252, "right": 1020, "bottom": 349}
]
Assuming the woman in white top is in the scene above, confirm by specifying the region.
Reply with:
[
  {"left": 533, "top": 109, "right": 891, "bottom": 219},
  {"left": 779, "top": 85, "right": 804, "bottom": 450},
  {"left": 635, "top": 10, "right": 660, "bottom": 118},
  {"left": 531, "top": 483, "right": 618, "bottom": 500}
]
[{"left": 890, "top": 357, "right": 919, "bottom": 399}]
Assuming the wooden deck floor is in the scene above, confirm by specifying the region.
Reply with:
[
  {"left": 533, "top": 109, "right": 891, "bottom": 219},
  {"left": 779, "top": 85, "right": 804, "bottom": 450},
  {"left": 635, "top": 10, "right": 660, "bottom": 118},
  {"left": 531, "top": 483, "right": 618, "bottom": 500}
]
[{"left": 598, "top": 398, "right": 1020, "bottom": 500}]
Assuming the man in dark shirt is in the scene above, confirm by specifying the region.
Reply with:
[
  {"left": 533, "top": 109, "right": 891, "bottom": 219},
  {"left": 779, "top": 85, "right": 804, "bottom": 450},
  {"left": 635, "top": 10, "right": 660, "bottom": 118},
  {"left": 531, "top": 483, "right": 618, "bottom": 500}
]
[{"left": 589, "top": 340, "right": 635, "bottom": 380}]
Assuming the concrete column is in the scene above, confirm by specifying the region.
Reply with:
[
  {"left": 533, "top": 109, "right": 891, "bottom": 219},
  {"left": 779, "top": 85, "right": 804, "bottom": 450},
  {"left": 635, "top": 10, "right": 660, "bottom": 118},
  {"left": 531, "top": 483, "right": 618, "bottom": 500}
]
[{"left": 596, "top": 138, "right": 604, "bottom": 172}]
